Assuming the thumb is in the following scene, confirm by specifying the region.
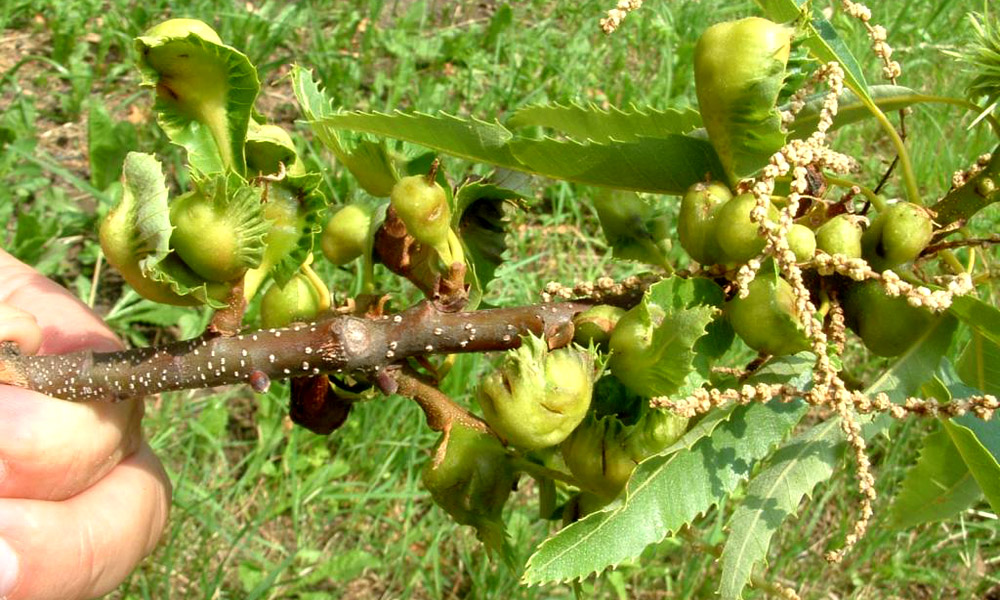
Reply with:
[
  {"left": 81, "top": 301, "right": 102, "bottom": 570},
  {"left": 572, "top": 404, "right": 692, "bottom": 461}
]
[{"left": 0, "top": 249, "right": 120, "bottom": 354}]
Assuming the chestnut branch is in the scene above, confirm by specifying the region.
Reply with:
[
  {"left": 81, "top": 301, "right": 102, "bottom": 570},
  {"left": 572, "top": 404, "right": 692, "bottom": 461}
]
[{"left": 0, "top": 300, "right": 595, "bottom": 403}]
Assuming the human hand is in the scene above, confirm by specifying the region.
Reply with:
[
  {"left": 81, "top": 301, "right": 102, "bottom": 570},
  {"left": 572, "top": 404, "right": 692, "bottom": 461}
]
[{"left": 0, "top": 249, "right": 171, "bottom": 600}]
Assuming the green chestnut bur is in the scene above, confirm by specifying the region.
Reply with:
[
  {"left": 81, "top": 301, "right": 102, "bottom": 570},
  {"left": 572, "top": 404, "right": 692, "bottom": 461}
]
[
  {"left": 259, "top": 268, "right": 330, "bottom": 329},
  {"left": 561, "top": 402, "right": 687, "bottom": 502},
  {"left": 725, "top": 267, "right": 810, "bottom": 356},
  {"left": 137, "top": 19, "right": 257, "bottom": 172},
  {"left": 843, "top": 280, "right": 934, "bottom": 357},
  {"left": 422, "top": 422, "right": 517, "bottom": 565},
  {"left": 815, "top": 214, "right": 863, "bottom": 258},
  {"left": 99, "top": 152, "right": 229, "bottom": 307},
  {"left": 169, "top": 176, "right": 269, "bottom": 283},
  {"left": 572, "top": 305, "right": 626, "bottom": 349},
  {"left": 476, "top": 335, "right": 595, "bottom": 451},
  {"left": 714, "top": 192, "right": 779, "bottom": 263},
  {"left": 390, "top": 174, "right": 452, "bottom": 256},
  {"left": 862, "top": 202, "right": 935, "bottom": 272},
  {"left": 787, "top": 223, "right": 817, "bottom": 262},
  {"left": 321, "top": 203, "right": 373, "bottom": 266},
  {"left": 678, "top": 181, "right": 731, "bottom": 265},
  {"left": 695, "top": 17, "right": 792, "bottom": 182}
]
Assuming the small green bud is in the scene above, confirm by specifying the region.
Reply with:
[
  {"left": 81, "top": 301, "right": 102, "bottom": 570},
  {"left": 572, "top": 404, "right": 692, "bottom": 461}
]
[
  {"left": 476, "top": 335, "right": 595, "bottom": 450},
  {"left": 422, "top": 422, "right": 517, "bottom": 561},
  {"left": 726, "top": 271, "right": 810, "bottom": 356},
  {"left": 678, "top": 181, "right": 731, "bottom": 265},
  {"left": 714, "top": 193, "right": 778, "bottom": 263},
  {"left": 786, "top": 223, "right": 817, "bottom": 262},
  {"left": 260, "top": 268, "right": 330, "bottom": 329},
  {"left": 572, "top": 305, "right": 626, "bottom": 349},
  {"left": 843, "top": 280, "right": 934, "bottom": 357},
  {"left": 321, "top": 203, "right": 373, "bottom": 266},
  {"left": 815, "top": 214, "right": 863, "bottom": 258},
  {"left": 390, "top": 174, "right": 452, "bottom": 252},
  {"left": 861, "top": 202, "right": 934, "bottom": 271}
]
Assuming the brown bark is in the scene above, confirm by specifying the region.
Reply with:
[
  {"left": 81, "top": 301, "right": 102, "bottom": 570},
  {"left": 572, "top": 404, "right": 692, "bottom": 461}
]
[{"left": 0, "top": 300, "right": 593, "bottom": 403}]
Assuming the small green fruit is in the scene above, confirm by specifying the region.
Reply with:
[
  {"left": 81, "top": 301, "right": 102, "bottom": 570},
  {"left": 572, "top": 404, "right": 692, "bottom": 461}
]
[
  {"left": 321, "top": 204, "right": 372, "bottom": 266},
  {"left": 422, "top": 422, "right": 517, "bottom": 558},
  {"left": 815, "top": 214, "right": 863, "bottom": 258},
  {"left": 260, "top": 269, "right": 329, "bottom": 329},
  {"left": 843, "top": 280, "right": 934, "bottom": 357},
  {"left": 561, "top": 406, "right": 687, "bottom": 500},
  {"left": 862, "top": 202, "right": 935, "bottom": 271},
  {"left": 726, "top": 272, "right": 810, "bottom": 356},
  {"left": 390, "top": 175, "right": 452, "bottom": 252},
  {"left": 787, "top": 224, "right": 817, "bottom": 262},
  {"left": 572, "top": 305, "right": 626, "bottom": 349},
  {"left": 713, "top": 193, "right": 778, "bottom": 263},
  {"left": 142, "top": 18, "right": 223, "bottom": 44},
  {"left": 170, "top": 188, "right": 267, "bottom": 282},
  {"left": 694, "top": 17, "right": 792, "bottom": 181},
  {"left": 678, "top": 181, "right": 731, "bottom": 265},
  {"left": 476, "top": 336, "right": 594, "bottom": 450}
]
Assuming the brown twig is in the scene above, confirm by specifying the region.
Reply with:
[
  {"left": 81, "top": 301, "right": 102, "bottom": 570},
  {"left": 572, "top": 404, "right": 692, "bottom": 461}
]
[
  {"left": 0, "top": 300, "right": 594, "bottom": 403},
  {"left": 391, "top": 367, "right": 490, "bottom": 434}
]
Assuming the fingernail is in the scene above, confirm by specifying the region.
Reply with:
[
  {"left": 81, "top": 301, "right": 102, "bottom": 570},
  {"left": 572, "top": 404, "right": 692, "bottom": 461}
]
[{"left": 0, "top": 536, "right": 19, "bottom": 597}]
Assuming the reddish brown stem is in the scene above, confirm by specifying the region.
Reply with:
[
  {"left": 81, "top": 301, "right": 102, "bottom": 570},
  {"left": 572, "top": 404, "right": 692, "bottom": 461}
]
[
  {"left": 392, "top": 367, "right": 490, "bottom": 434},
  {"left": 0, "top": 300, "right": 593, "bottom": 403}
]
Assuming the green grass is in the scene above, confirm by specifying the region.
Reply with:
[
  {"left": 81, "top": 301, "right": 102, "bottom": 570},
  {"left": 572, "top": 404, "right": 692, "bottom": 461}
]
[{"left": 2, "top": 0, "right": 999, "bottom": 598}]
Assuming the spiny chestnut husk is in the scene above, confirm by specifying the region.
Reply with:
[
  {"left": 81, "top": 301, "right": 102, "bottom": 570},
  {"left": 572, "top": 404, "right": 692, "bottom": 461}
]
[
  {"left": 259, "top": 265, "right": 331, "bottom": 329},
  {"left": 678, "top": 181, "right": 731, "bottom": 265},
  {"left": 843, "top": 280, "right": 934, "bottom": 357},
  {"left": 321, "top": 203, "right": 373, "bottom": 266},
  {"left": 861, "top": 202, "right": 935, "bottom": 271},
  {"left": 390, "top": 174, "right": 453, "bottom": 258},
  {"left": 815, "top": 214, "right": 863, "bottom": 258},
  {"left": 169, "top": 175, "right": 269, "bottom": 283},
  {"left": 713, "top": 192, "right": 779, "bottom": 263},
  {"left": 725, "top": 268, "right": 810, "bottom": 356},
  {"left": 422, "top": 421, "right": 517, "bottom": 563},
  {"left": 476, "top": 335, "right": 595, "bottom": 451}
]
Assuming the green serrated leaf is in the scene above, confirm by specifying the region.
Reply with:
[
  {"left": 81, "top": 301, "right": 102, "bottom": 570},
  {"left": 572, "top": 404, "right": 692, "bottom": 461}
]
[
  {"left": 508, "top": 134, "right": 726, "bottom": 195},
  {"left": 755, "top": 0, "right": 871, "bottom": 103},
  {"left": 944, "top": 413, "right": 1000, "bottom": 515},
  {"left": 608, "top": 277, "right": 718, "bottom": 398},
  {"left": 716, "top": 316, "right": 958, "bottom": 599},
  {"left": 522, "top": 399, "right": 807, "bottom": 585},
  {"left": 887, "top": 426, "right": 982, "bottom": 530},
  {"left": 453, "top": 180, "right": 523, "bottom": 309},
  {"left": 312, "top": 108, "right": 725, "bottom": 195},
  {"left": 135, "top": 29, "right": 260, "bottom": 175},
  {"left": 957, "top": 331, "right": 1000, "bottom": 395},
  {"left": 508, "top": 102, "right": 702, "bottom": 143},
  {"left": 786, "top": 85, "right": 921, "bottom": 139},
  {"left": 719, "top": 415, "right": 840, "bottom": 599},
  {"left": 950, "top": 295, "right": 1000, "bottom": 349}
]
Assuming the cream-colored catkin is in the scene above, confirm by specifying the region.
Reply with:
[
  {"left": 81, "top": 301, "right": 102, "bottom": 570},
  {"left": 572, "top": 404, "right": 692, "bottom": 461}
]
[{"left": 599, "top": 0, "right": 642, "bottom": 34}]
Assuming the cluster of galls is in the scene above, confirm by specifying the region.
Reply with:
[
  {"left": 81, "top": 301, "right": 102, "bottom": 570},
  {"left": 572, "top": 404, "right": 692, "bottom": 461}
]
[
  {"left": 421, "top": 314, "right": 692, "bottom": 554},
  {"left": 679, "top": 180, "right": 938, "bottom": 358}
]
